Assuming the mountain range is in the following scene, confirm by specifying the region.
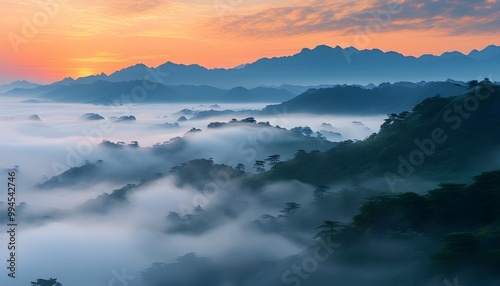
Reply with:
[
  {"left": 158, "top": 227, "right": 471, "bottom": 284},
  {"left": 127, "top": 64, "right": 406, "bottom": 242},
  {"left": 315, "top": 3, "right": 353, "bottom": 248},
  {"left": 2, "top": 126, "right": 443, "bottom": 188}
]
[
  {"left": 261, "top": 81, "right": 469, "bottom": 115},
  {"left": 18, "top": 44, "right": 500, "bottom": 89},
  {"left": 260, "top": 81, "right": 500, "bottom": 186},
  {"left": 0, "top": 80, "right": 40, "bottom": 93},
  {"left": 3, "top": 44, "right": 500, "bottom": 105},
  {"left": 4, "top": 81, "right": 297, "bottom": 104}
]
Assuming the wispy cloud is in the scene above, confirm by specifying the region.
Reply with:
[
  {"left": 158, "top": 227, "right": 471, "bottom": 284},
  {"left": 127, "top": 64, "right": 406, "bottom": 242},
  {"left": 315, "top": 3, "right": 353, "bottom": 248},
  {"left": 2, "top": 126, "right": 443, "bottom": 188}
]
[
  {"left": 69, "top": 52, "right": 124, "bottom": 63},
  {"left": 209, "top": 0, "right": 500, "bottom": 37},
  {"left": 94, "top": 0, "right": 173, "bottom": 15},
  {"left": 69, "top": 52, "right": 172, "bottom": 63}
]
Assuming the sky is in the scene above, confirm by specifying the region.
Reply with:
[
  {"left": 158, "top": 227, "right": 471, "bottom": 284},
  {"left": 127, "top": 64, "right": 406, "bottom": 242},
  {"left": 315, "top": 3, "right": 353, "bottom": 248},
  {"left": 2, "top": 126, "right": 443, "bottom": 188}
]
[{"left": 1, "top": 0, "right": 500, "bottom": 84}]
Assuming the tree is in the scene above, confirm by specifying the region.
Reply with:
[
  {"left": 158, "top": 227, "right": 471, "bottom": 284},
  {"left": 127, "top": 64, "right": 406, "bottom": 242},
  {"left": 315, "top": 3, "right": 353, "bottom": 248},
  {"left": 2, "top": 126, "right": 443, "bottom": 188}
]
[
  {"left": 294, "top": 149, "right": 306, "bottom": 159},
  {"left": 291, "top": 126, "right": 314, "bottom": 137},
  {"left": 265, "top": 154, "right": 281, "bottom": 167},
  {"left": 314, "top": 185, "right": 330, "bottom": 199},
  {"left": 31, "top": 278, "right": 62, "bottom": 286},
  {"left": 314, "top": 220, "right": 344, "bottom": 239},
  {"left": 254, "top": 160, "right": 266, "bottom": 173},
  {"left": 467, "top": 80, "right": 479, "bottom": 91},
  {"left": 235, "top": 163, "right": 245, "bottom": 172},
  {"left": 241, "top": 117, "right": 256, "bottom": 123},
  {"left": 253, "top": 214, "right": 276, "bottom": 229},
  {"left": 280, "top": 202, "right": 301, "bottom": 216}
]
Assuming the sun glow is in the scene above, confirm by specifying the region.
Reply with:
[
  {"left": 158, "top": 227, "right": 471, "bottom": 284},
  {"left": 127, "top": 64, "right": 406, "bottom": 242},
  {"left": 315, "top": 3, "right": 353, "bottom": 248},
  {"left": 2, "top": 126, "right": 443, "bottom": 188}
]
[{"left": 76, "top": 68, "right": 97, "bottom": 78}]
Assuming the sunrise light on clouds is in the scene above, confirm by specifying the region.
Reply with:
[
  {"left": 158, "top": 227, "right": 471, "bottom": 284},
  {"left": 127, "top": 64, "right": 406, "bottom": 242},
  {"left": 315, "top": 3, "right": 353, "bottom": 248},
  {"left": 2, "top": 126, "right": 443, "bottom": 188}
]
[{"left": 1, "top": 0, "right": 500, "bottom": 84}]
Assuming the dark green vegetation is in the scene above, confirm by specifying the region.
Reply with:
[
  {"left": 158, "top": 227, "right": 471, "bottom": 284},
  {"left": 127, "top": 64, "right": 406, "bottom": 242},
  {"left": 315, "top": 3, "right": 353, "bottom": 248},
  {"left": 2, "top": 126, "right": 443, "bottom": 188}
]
[
  {"left": 261, "top": 80, "right": 500, "bottom": 187},
  {"left": 351, "top": 171, "right": 500, "bottom": 266},
  {"left": 246, "top": 171, "right": 499, "bottom": 286},
  {"left": 25, "top": 81, "right": 500, "bottom": 286},
  {"left": 261, "top": 81, "right": 468, "bottom": 115}
]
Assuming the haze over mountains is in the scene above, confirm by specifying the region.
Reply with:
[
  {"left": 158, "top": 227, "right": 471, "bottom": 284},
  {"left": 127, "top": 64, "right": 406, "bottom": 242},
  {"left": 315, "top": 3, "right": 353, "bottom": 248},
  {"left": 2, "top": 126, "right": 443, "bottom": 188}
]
[
  {"left": 4, "top": 81, "right": 297, "bottom": 104},
  {"left": 4, "top": 45, "right": 500, "bottom": 108},
  {"left": 2, "top": 42, "right": 500, "bottom": 286},
  {"left": 0, "top": 80, "right": 40, "bottom": 93},
  {"left": 2, "top": 44, "right": 499, "bottom": 92},
  {"left": 54, "top": 44, "right": 500, "bottom": 87},
  {"left": 261, "top": 81, "right": 469, "bottom": 115}
]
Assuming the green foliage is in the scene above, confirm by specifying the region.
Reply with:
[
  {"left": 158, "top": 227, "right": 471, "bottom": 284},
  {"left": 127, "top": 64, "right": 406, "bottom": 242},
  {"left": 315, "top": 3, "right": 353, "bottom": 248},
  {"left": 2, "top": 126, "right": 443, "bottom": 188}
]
[
  {"left": 314, "top": 220, "right": 345, "bottom": 240},
  {"left": 265, "top": 154, "right": 281, "bottom": 167},
  {"left": 261, "top": 84, "right": 500, "bottom": 185},
  {"left": 314, "top": 185, "right": 330, "bottom": 199},
  {"left": 354, "top": 171, "right": 500, "bottom": 230},
  {"left": 254, "top": 160, "right": 265, "bottom": 173},
  {"left": 279, "top": 202, "right": 301, "bottom": 216},
  {"left": 334, "top": 170, "right": 500, "bottom": 272}
]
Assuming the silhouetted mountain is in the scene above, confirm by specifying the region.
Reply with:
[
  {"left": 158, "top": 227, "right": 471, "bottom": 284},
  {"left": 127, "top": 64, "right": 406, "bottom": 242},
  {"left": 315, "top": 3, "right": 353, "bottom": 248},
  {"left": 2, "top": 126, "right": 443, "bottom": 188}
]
[
  {"left": 38, "top": 119, "right": 336, "bottom": 188},
  {"left": 42, "top": 44, "right": 500, "bottom": 88},
  {"left": 0, "top": 80, "right": 40, "bottom": 93},
  {"left": 4, "top": 80, "right": 296, "bottom": 104},
  {"left": 80, "top": 113, "right": 105, "bottom": 120},
  {"left": 258, "top": 81, "right": 500, "bottom": 186},
  {"left": 468, "top": 44, "right": 500, "bottom": 60},
  {"left": 261, "top": 81, "right": 468, "bottom": 115}
]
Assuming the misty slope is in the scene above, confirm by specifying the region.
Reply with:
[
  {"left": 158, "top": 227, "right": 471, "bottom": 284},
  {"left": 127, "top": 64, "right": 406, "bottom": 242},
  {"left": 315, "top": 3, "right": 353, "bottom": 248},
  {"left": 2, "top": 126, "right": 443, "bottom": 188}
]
[
  {"left": 0, "top": 80, "right": 40, "bottom": 93},
  {"left": 233, "top": 171, "right": 500, "bottom": 286},
  {"left": 261, "top": 81, "right": 468, "bottom": 115},
  {"left": 77, "top": 158, "right": 244, "bottom": 215},
  {"left": 4, "top": 81, "right": 296, "bottom": 104},
  {"left": 259, "top": 81, "right": 500, "bottom": 187},
  {"left": 37, "top": 45, "right": 500, "bottom": 88},
  {"left": 38, "top": 118, "right": 336, "bottom": 189}
]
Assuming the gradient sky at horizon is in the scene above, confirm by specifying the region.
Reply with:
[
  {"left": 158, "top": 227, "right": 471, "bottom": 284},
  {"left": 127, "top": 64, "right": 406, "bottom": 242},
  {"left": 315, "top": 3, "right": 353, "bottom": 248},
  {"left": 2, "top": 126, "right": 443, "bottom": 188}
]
[{"left": 1, "top": 0, "right": 499, "bottom": 84}]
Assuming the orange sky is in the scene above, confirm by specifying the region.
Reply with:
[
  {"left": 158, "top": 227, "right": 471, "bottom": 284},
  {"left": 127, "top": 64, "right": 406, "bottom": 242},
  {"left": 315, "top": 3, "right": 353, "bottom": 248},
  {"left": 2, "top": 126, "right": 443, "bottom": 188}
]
[{"left": 1, "top": 0, "right": 499, "bottom": 84}]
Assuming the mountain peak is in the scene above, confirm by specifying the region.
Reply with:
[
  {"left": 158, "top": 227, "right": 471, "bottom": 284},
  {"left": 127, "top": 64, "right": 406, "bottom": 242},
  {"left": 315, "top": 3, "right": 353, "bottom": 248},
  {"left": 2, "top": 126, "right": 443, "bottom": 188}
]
[
  {"left": 440, "top": 51, "right": 466, "bottom": 58},
  {"left": 468, "top": 44, "right": 500, "bottom": 60},
  {"left": 313, "top": 44, "right": 333, "bottom": 50}
]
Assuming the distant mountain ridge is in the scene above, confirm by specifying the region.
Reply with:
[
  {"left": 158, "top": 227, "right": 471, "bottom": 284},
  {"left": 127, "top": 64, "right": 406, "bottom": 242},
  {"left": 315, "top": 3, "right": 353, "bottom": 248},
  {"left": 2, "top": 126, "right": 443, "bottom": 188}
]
[
  {"left": 261, "top": 81, "right": 469, "bottom": 115},
  {"left": 0, "top": 80, "right": 40, "bottom": 93},
  {"left": 4, "top": 81, "right": 296, "bottom": 104},
  {"left": 48, "top": 44, "right": 500, "bottom": 88},
  {"left": 261, "top": 81, "right": 500, "bottom": 186}
]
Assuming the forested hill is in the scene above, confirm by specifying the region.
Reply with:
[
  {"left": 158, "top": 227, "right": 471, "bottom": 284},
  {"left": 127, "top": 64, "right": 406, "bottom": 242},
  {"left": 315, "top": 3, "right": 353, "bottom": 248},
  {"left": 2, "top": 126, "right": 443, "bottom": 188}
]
[
  {"left": 260, "top": 81, "right": 468, "bottom": 115},
  {"left": 259, "top": 80, "right": 500, "bottom": 188}
]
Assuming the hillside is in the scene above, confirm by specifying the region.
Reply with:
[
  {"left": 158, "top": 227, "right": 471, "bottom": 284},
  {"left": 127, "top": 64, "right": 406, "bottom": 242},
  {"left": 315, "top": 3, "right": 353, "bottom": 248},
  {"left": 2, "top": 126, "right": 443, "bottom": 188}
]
[
  {"left": 39, "top": 45, "right": 500, "bottom": 88},
  {"left": 259, "top": 80, "right": 500, "bottom": 188},
  {"left": 261, "top": 81, "right": 468, "bottom": 115},
  {"left": 4, "top": 81, "right": 296, "bottom": 104}
]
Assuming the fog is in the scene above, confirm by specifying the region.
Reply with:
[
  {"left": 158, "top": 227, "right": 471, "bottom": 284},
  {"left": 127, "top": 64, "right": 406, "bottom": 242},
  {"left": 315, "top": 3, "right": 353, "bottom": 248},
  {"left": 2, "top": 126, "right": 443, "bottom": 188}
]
[
  {"left": 1, "top": 95, "right": 497, "bottom": 285},
  {"left": 0, "top": 98, "right": 392, "bottom": 286},
  {"left": 10, "top": 96, "right": 497, "bottom": 286}
]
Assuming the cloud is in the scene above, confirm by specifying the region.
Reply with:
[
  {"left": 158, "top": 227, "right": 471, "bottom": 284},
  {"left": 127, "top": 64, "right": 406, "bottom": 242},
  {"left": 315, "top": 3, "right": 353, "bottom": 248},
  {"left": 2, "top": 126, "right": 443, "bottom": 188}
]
[
  {"left": 209, "top": 0, "right": 500, "bottom": 37},
  {"left": 69, "top": 52, "right": 125, "bottom": 63},
  {"left": 98, "top": 0, "right": 172, "bottom": 15}
]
